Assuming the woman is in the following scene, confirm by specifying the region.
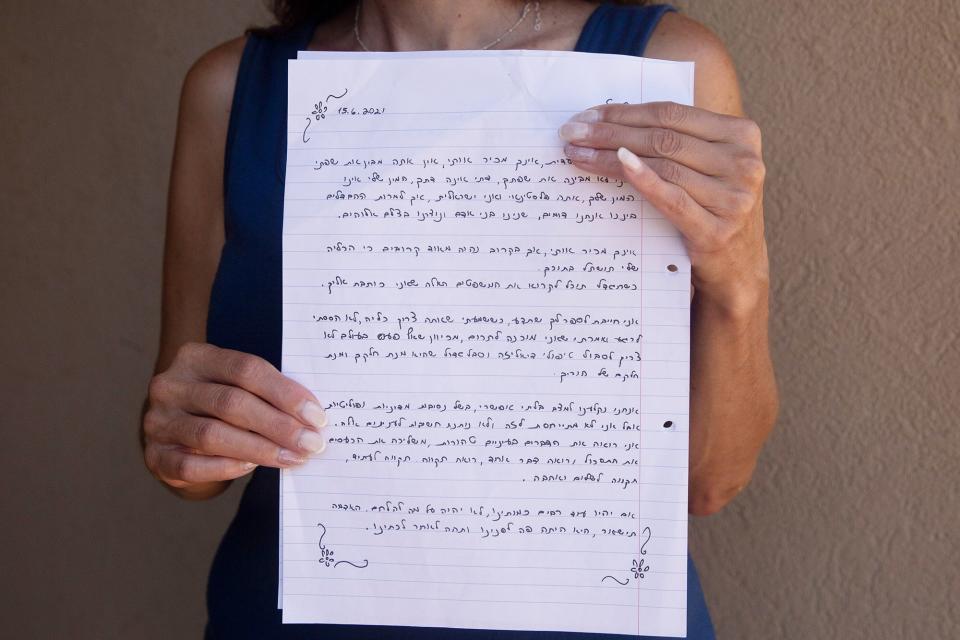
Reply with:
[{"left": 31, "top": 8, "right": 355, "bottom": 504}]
[{"left": 142, "top": 1, "right": 778, "bottom": 637}]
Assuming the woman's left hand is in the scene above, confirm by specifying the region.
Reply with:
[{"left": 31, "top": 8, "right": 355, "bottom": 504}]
[{"left": 559, "top": 102, "right": 769, "bottom": 315}]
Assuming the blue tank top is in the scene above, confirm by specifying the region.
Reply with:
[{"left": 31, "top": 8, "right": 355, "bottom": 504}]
[{"left": 205, "top": 4, "right": 715, "bottom": 638}]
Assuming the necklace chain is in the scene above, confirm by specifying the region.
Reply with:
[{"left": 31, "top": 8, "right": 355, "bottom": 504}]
[{"left": 353, "top": 1, "right": 541, "bottom": 52}]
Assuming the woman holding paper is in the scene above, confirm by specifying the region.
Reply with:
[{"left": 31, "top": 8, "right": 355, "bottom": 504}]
[{"left": 142, "top": 1, "right": 777, "bottom": 638}]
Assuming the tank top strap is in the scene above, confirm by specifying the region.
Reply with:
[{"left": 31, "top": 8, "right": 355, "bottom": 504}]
[
  {"left": 574, "top": 3, "right": 676, "bottom": 56},
  {"left": 224, "top": 23, "right": 315, "bottom": 216}
]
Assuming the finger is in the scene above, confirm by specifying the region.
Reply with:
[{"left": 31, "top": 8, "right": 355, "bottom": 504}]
[
  {"left": 153, "top": 414, "right": 323, "bottom": 467},
  {"left": 149, "top": 445, "right": 255, "bottom": 486},
  {"left": 574, "top": 102, "right": 759, "bottom": 146},
  {"left": 559, "top": 118, "right": 728, "bottom": 176},
  {"left": 173, "top": 380, "right": 328, "bottom": 455},
  {"left": 177, "top": 343, "right": 326, "bottom": 429},
  {"left": 616, "top": 147, "right": 721, "bottom": 249},
  {"left": 565, "top": 145, "right": 741, "bottom": 215}
]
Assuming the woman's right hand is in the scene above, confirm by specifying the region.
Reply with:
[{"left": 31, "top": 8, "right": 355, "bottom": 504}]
[{"left": 142, "top": 342, "right": 328, "bottom": 495}]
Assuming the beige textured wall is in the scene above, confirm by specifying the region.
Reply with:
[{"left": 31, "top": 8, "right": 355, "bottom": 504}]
[{"left": 1, "top": 1, "right": 957, "bottom": 638}]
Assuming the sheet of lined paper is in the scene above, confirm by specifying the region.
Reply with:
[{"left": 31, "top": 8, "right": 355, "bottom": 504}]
[{"left": 281, "top": 51, "right": 693, "bottom": 637}]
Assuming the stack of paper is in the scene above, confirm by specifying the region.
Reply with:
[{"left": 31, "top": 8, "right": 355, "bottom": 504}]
[{"left": 279, "top": 49, "right": 694, "bottom": 638}]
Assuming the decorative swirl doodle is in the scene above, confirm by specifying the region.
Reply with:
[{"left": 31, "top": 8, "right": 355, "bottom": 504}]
[
  {"left": 313, "top": 89, "right": 349, "bottom": 120},
  {"left": 629, "top": 556, "right": 650, "bottom": 580},
  {"left": 601, "top": 527, "right": 652, "bottom": 585},
  {"left": 317, "top": 522, "right": 369, "bottom": 569},
  {"left": 302, "top": 88, "right": 349, "bottom": 143},
  {"left": 302, "top": 117, "right": 312, "bottom": 144}
]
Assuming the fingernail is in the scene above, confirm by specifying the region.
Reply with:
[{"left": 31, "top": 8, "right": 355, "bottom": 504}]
[
  {"left": 564, "top": 144, "right": 596, "bottom": 162},
  {"left": 278, "top": 449, "right": 307, "bottom": 466},
  {"left": 298, "top": 429, "right": 326, "bottom": 454},
  {"left": 243, "top": 462, "right": 257, "bottom": 471},
  {"left": 617, "top": 146, "right": 644, "bottom": 173},
  {"left": 300, "top": 401, "right": 327, "bottom": 429},
  {"left": 568, "top": 109, "right": 601, "bottom": 123},
  {"left": 558, "top": 122, "right": 590, "bottom": 141}
]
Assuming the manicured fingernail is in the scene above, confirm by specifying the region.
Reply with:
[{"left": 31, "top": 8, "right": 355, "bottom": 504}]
[
  {"left": 278, "top": 449, "right": 307, "bottom": 466},
  {"left": 617, "top": 146, "right": 644, "bottom": 172},
  {"left": 298, "top": 429, "right": 326, "bottom": 454},
  {"left": 301, "top": 401, "right": 327, "bottom": 429},
  {"left": 564, "top": 144, "right": 596, "bottom": 162},
  {"left": 558, "top": 121, "right": 590, "bottom": 141},
  {"left": 568, "top": 109, "right": 601, "bottom": 123}
]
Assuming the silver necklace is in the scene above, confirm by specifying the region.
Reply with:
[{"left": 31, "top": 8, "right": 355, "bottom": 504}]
[{"left": 353, "top": 1, "right": 542, "bottom": 52}]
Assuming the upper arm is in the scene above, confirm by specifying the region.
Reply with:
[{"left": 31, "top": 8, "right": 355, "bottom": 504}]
[
  {"left": 642, "top": 15, "right": 756, "bottom": 302},
  {"left": 644, "top": 12, "right": 745, "bottom": 118},
  {"left": 157, "top": 36, "right": 246, "bottom": 372}
]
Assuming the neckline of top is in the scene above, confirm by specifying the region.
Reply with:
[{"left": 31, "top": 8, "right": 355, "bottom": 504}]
[{"left": 294, "top": 2, "right": 610, "bottom": 54}]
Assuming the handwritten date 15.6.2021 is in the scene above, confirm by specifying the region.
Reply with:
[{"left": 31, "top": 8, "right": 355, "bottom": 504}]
[{"left": 302, "top": 88, "right": 388, "bottom": 142}]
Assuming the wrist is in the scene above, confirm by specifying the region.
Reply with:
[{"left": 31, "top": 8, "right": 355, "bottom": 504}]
[
  {"left": 693, "top": 276, "right": 769, "bottom": 324},
  {"left": 166, "top": 479, "right": 231, "bottom": 501}
]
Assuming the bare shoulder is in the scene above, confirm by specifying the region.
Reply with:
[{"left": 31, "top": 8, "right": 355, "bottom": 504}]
[
  {"left": 178, "top": 36, "right": 248, "bottom": 129},
  {"left": 644, "top": 12, "right": 744, "bottom": 116}
]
